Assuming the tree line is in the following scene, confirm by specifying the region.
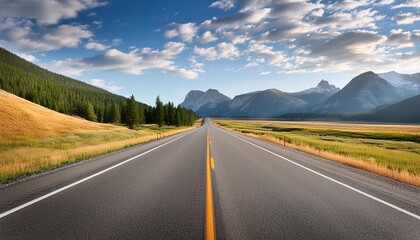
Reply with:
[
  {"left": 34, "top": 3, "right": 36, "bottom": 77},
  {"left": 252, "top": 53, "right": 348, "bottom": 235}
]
[{"left": 0, "top": 47, "right": 197, "bottom": 128}]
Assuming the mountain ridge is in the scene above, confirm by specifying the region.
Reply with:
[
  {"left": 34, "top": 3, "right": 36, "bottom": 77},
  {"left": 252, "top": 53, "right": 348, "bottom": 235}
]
[
  {"left": 182, "top": 80, "right": 340, "bottom": 117},
  {"left": 181, "top": 71, "right": 419, "bottom": 118}
]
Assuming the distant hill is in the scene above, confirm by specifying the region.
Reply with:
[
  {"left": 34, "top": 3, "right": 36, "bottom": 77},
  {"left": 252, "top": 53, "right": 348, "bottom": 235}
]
[
  {"left": 346, "top": 94, "right": 420, "bottom": 123},
  {"left": 0, "top": 47, "right": 145, "bottom": 123},
  {"left": 312, "top": 71, "right": 406, "bottom": 114},
  {"left": 0, "top": 89, "right": 112, "bottom": 140},
  {"left": 224, "top": 89, "right": 307, "bottom": 117}
]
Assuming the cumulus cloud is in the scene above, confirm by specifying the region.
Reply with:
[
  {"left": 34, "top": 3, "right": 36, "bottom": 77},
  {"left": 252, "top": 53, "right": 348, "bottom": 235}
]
[
  {"left": 85, "top": 41, "right": 108, "bottom": 51},
  {"left": 165, "top": 29, "right": 179, "bottom": 38},
  {"left": 218, "top": 42, "right": 240, "bottom": 59},
  {"left": 90, "top": 78, "right": 124, "bottom": 92},
  {"left": 210, "top": 0, "right": 236, "bottom": 11},
  {"left": 221, "top": 31, "right": 250, "bottom": 44},
  {"left": 194, "top": 42, "right": 240, "bottom": 60},
  {"left": 308, "top": 9, "right": 385, "bottom": 31},
  {"left": 248, "top": 41, "right": 286, "bottom": 66},
  {"left": 393, "top": 12, "right": 420, "bottom": 25},
  {"left": 202, "top": 8, "right": 271, "bottom": 29},
  {"left": 0, "top": 0, "right": 107, "bottom": 25},
  {"left": 199, "top": 31, "right": 218, "bottom": 43},
  {"left": 0, "top": 22, "right": 92, "bottom": 52},
  {"left": 165, "top": 23, "right": 198, "bottom": 42},
  {"left": 387, "top": 29, "right": 420, "bottom": 48},
  {"left": 193, "top": 46, "right": 219, "bottom": 60},
  {"left": 48, "top": 42, "right": 199, "bottom": 79}
]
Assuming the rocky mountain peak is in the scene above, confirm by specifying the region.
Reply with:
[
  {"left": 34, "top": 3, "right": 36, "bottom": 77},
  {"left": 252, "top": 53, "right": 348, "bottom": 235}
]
[{"left": 316, "top": 79, "right": 340, "bottom": 92}]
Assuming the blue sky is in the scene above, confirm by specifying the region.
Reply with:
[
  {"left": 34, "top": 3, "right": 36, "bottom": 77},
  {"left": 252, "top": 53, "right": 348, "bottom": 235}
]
[{"left": 0, "top": 0, "right": 419, "bottom": 105}]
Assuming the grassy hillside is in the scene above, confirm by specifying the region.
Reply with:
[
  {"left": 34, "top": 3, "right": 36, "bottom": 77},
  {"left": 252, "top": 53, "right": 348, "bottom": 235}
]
[
  {"left": 0, "top": 47, "right": 135, "bottom": 122},
  {"left": 214, "top": 119, "right": 420, "bottom": 186},
  {"left": 0, "top": 90, "right": 199, "bottom": 182},
  {"left": 0, "top": 47, "right": 197, "bottom": 127}
]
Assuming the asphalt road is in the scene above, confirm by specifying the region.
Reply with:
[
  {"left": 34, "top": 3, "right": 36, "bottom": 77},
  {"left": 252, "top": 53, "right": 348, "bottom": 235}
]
[{"left": 0, "top": 119, "right": 419, "bottom": 239}]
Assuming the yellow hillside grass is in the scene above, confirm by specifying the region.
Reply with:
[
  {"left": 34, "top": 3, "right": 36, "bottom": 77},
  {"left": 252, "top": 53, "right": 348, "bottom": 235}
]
[
  {"left": 0, "top": 90, "right": 115, "bottom": 141},
  {"left": 0, "top": 90, "right": 199, "bottom": 182},
  {"left": 214, "top": 120, "right": 420, "bottom": 187}
]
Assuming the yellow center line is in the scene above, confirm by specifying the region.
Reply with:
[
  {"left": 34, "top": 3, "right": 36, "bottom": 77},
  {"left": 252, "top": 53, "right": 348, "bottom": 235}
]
[
  {"left": 211, "top": 157, "right": 215, "bottom": 170},
  {"left": 206, "top": 127, "right": 216, "bottom": 240}
]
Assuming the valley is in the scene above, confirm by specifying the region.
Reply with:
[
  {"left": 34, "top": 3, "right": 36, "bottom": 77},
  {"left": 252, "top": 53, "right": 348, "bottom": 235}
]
[{"left": 214, "top": 119, "right": 420, "bottom": 186}]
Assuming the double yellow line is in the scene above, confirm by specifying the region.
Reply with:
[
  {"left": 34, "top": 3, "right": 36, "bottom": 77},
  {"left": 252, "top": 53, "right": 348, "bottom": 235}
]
[{"left": 205, "top": 127, "right": 216, "bottom": 240}]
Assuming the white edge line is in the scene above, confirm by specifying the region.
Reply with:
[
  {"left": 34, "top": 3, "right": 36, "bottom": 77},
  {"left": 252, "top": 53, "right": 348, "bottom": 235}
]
[
  {"left": 220, "top": 128, "right": 420, "bottom": 221},
  {"left": 0, "top": 129, "right": 196, "bottom": 219}
]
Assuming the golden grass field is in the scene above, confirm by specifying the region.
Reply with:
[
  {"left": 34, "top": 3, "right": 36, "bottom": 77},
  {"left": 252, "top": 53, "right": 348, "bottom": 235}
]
[
  {"left": 0, "top": 90, "right": 199, "bottom": 183},
  {"left": 213, "top": 119, "right": 420, "bottom": 187}
]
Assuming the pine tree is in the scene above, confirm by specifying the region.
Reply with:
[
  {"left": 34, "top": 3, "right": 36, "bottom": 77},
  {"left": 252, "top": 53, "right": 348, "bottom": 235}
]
[
  {"left": 126, "top": 95, "right": 139, "bottom": 129},
  {"left": 138, "top": 104, "right": 145, "bottom": 125},
  {"left": 175, "top": 109, "right": 181, "bottom": 127},
  {"left": 110, "top": 103, "right": 121, "bottom": 124},
  {"left": 85, "top": 101, "right": 97, "bottom": 122},
  {"left": 155, "top": 95, "right": 164, "bottom": 127}
]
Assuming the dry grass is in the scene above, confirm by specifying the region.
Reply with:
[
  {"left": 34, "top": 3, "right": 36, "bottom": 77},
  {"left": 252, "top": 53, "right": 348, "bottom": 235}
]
[
  {"left": 214, "top": 119, "right": 420, "bottom": 187},
  {"left": 0, "top": 90, "right": 200, "bottom": 182},
  {"left": 0, "top": 90, "right": 114, "bottom": 142}
]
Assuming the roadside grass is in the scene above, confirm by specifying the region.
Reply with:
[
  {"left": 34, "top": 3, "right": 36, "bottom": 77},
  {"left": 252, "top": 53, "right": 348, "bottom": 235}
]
[
  {"left": 0, "top": 90, "right": 201, "bottom": 183},
  {"left": 0, "top": 124, "right": 199, "bottom": 183},
  {"left": 214, "top": 120, "right": 420, "bottom": 187}
]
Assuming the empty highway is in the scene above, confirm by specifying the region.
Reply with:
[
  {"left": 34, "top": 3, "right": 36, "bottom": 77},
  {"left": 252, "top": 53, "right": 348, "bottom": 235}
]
[{"left": 0, "top": 119, "right": 419, "bottom": 239}]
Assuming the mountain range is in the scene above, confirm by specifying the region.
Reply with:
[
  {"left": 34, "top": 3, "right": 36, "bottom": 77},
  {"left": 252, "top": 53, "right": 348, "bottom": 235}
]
[{"left": 181, "top": 71, "right": 420, "bottom": 121}]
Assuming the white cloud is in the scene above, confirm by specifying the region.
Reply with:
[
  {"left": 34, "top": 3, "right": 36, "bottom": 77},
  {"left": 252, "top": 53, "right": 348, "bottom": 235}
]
[
  {"left": 202, "top": 8, "right": 271, "bottom": 29},
  {"left": 210, "top": 0, "right": 236, "bottom": 11},
  {"left": 164, "top": 66, "right": 198, "bottom": 79},
  {"left": 0, "top": 0, "right": 107, "bottom": 25},
  {"left": 393, "top": 12, "right": 420, "bottom": 25},
  {"left": 248, "top": 42, "right": 286, "bottom": 66},
  {"left": 260, "top": 71, "right": 271, "bottom": 75},
  {"left": 85, "top": 41, "right": 108, "bottom": 51},
  {"left": 0, "top": 23, "right": 93, "bottom": 53},
  {"left": 309, "top": 9, "right": 385, "bottom": 32},
  {"left": 310, "top": 9, "right": 324, "bottom": 17},
  {"left": 178, "top": 23, "right": 198, "bottom": 42},
  {"left": 387, "top": 29, "right": 420, "bottom": 48},
  {"left": 221, "top": 31, "right": 250, "bottom": 44},
  {"left": 111, "top": 38, "right": 122, "bottom": 46},
  {"left": 376, "top": 0, "right": 395, "bottom": 5},
  {"left": 166, "top": 23, "right": 198, "bottom": 42},
  {"left": 47, "top": 42, "right": 199, "bottom": 79},
  {"left": 245, "top": 62, "right": 259, "bottom": 68},
  {"left": 90, "top": 78, "right": 124, "bottom": 92},
  {"left": 194, "top": 46, "right": 219, "bottom": 60},
  {"left": 328, "top": 0, "right": 374, "bottom": 11},
  {"left": 392, "top": 0, "right": 420, "bottom": 9},
  {"left": 194, "top": 42, "right": 240, "bottom": 60},
  {"left": 218, "top": 42, "right": 240, "bottom": 59},
  {"left": 199, "top": 31, "right": 218, "bottom": 43},
  {"left": 165, "top": 29, "right": 179, "bottom": 38}
]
